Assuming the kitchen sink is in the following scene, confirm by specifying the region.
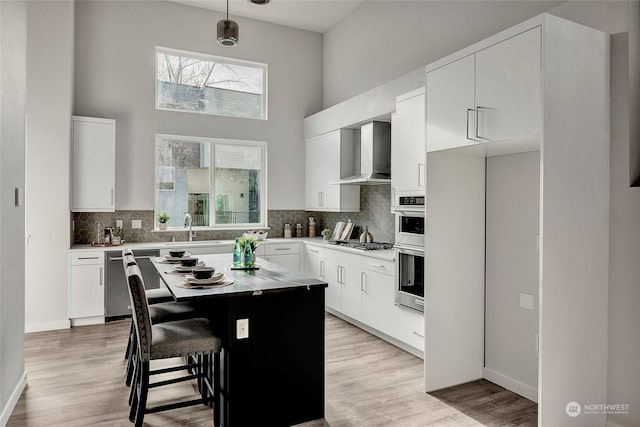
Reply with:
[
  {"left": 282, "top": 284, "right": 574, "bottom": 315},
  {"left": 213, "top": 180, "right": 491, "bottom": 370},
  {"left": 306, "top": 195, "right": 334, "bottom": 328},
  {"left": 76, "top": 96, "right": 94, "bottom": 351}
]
[{"left": 163, "top": 240, "right": 226, "bottom": 246}]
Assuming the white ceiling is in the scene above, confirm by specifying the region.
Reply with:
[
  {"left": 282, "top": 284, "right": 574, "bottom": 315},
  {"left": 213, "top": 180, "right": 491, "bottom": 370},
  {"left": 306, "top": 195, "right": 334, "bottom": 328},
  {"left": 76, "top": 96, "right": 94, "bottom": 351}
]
[{"left": 172, "top": 0, "right": 364, "bottom": 33}]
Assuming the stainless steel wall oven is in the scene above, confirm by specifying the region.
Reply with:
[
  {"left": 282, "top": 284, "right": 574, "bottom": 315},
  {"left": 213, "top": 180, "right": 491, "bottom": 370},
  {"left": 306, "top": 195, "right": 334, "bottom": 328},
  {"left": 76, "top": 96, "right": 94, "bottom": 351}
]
[{"left": 395, "top": 246, "right": 425, "bottom": 312}]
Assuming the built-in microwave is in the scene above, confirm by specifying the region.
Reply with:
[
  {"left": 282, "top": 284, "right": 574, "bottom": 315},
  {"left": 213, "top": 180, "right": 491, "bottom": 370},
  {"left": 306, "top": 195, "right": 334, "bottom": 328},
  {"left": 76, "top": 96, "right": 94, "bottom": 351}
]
[
  {"left": 395, "top": 210, "right": 425, "bottom": 249},
  {"left": 395, "top": 246, "right": 425, "bottom": 312}
]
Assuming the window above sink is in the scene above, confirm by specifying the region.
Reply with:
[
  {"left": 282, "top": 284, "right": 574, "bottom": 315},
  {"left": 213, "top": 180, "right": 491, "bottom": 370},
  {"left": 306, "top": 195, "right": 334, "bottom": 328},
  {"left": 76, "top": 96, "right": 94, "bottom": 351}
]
[{"left": 155, "top": 134, "right": 267, "bottom": 231}]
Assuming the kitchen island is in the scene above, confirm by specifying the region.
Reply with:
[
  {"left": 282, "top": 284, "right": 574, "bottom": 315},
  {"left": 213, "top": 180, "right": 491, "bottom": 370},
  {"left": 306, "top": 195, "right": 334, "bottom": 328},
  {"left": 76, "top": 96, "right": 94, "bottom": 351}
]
[{"left": 152, "top": 254, "right": 327, "bottom": 427}]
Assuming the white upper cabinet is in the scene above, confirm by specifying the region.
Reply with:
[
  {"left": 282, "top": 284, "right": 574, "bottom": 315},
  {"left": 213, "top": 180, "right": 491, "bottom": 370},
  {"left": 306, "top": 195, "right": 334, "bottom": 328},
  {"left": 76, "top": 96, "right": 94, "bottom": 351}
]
[
  {"left": 71, "top": 116, "right": 116, "bottom": 212},
  {"left": 426, "top": 55, "right": 476, "bottom": 152},
  {"left": 426, "top": 27, "right": 541, "bottom": 152},
  {"left": 475, "top": 28, "right": 541, "bottom": 142},
  {"left": 305, "top": 129, "right": 360, "bottom": 212},
  {"left": 391, "top": 88, "right": 426, "bottom": 196}
]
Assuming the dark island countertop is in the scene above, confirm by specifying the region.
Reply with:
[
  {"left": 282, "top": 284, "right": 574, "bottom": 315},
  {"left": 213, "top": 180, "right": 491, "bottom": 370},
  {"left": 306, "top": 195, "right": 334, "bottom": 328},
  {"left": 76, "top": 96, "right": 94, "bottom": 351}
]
[{"left": 152, "top": 253, "right": 328, "bottom": 302}]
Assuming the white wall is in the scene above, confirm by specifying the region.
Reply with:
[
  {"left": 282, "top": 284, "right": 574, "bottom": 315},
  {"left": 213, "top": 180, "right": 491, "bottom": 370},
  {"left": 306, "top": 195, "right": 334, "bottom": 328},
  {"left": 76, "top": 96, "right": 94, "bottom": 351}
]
[
  {"left": 322, "top": 0, "right": 563, "bottom": 108},
  {"left": 74, "top": 1, "right": 323, "bottom": 211},
  {"left": 607, "top": 31, "right": 640, "bottom": 427},
  {"left": 25, "top": 1, "right": 75, "bottom": 333},
  {"left": 0, "top": 0, "right": 27, "bottom": 424},
  {"left": 485, "top": 152, "right": 540, "bottom": 401}
]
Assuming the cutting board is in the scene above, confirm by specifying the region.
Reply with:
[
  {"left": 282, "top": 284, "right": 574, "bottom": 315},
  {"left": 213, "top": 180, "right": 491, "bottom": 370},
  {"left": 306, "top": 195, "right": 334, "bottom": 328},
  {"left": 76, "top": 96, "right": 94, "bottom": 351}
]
[{"left": 331, "top": 222, "right": 345, "bottom": 241}]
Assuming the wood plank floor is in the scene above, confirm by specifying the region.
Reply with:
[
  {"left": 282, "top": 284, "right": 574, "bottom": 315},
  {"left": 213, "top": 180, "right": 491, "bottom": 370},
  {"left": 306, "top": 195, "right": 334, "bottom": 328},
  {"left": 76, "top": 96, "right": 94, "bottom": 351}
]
[{"left": 8, "top": 313, "right": 536, "bottom": 426}]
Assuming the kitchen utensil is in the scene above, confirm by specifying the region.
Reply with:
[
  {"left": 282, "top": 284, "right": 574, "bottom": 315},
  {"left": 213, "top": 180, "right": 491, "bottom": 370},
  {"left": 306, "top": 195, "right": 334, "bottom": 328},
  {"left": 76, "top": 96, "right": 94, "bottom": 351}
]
[{"left": 359, "top": 225, "right": 373, "bottom": 243}]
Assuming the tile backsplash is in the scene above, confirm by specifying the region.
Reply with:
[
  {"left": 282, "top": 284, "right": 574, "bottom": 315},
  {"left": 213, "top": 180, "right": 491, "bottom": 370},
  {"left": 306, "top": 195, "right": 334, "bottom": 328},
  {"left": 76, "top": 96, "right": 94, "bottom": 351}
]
[{"left": 72, "top": 186, "right": 394, "bottom": 244}]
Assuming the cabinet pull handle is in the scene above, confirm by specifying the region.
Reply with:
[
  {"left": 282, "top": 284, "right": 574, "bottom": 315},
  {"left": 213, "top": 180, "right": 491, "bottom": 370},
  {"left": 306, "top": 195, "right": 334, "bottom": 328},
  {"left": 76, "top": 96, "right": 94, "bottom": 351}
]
[
  {"left": 99, "top": 267, "right": 103, "bottom": 286},
  {"left": 110, "top": 189, "right": 114, "bottom": 207},
  {"left": 320, "top": 260, "right": 324, "bottom": 278},
  {"left": 336, "top": 266, "right": 340, "bottom": 284},
  {"left": 361, "top": 272, "right": 366, "bottom": 292},
  {"left": 475, "top": 106, "right": 488, "bottom": 140},
  {"left": 413, "top": 331, "right": 424, "bottom": 338},
  {"left": 274, "top": 248, "right": 290, "bottom": 251},
  {"left": 309, "top": 248, "right": 319, "bottom": 253},
  {"left": 77, "top": 256, "right": 99, "bottom": 260},
  {"left": 418, "top": 163, "right": 425, "bottom": 187},
  {"left": 369, "top": 263, "right": 384, "bottom": 268},
  {"left": 466, "top": 108, "right": 475, "bottom": 140}
]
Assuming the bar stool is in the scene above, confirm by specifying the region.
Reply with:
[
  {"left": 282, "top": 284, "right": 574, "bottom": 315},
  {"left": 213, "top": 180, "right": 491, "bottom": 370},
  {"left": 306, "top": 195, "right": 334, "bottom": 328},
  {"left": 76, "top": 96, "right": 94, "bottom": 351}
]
[
  {"left": 121, "top": 249, "right": 202, "bottom": 387},
  {"left": 125, "top": 264, "right": 220, "bottom": 427},
  {"left": 122, "top": 248, "right": 173, "bottom": 304}
]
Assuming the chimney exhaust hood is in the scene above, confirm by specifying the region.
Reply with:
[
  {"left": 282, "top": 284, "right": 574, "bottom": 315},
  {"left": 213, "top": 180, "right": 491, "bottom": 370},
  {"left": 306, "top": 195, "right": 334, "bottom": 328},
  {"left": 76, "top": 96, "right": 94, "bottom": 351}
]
[{"left": 333, "top": 121, "right": 391, "bottom": 185}]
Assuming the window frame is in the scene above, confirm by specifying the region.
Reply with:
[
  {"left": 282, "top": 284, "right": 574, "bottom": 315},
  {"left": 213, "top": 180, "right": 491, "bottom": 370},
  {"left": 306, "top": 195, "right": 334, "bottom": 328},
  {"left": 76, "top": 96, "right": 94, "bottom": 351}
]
[
  {"left": 154, "top": 133, "right": 268, "bottom": 230},
  {"left": 155, "top": 46, "right": 268, "bottom": 120}
]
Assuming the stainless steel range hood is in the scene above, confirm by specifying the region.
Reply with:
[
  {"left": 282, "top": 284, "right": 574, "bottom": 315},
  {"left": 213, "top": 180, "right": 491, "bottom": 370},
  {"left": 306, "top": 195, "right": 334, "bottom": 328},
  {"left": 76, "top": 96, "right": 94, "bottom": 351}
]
[{"left": 333, "top": 121, "right": 391, "bottom": 185}]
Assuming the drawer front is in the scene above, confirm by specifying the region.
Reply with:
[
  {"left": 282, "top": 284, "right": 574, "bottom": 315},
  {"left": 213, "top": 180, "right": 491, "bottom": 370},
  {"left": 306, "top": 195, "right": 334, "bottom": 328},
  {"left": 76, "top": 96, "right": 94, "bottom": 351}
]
[
  {"left": 394, "top": 305, "right": 425, "bottom": 351},
  {"left": 303, "top": 244, "right": 324, "bottom": 258},
  {"left": 324, "top": 247, "right": 361, "bottom": 266},
  {"left": 70, "top": 251, "right": 104, "bottom": 265},
  {"left": 264, "top": 242, "right": 300, "bottom": 255},
  {"left": 361, "top": 257, "right": 395, "bottom": 275}
]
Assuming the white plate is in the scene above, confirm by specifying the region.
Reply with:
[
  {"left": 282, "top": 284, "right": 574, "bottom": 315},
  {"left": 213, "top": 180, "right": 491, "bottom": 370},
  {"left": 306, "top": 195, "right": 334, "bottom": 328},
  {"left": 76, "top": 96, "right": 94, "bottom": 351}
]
[
  {"left": 172, "top": 262, "right": 205, "bottom": 273},
  {"left": 186, "top": 273, "right": 224, "bottom": 285}
]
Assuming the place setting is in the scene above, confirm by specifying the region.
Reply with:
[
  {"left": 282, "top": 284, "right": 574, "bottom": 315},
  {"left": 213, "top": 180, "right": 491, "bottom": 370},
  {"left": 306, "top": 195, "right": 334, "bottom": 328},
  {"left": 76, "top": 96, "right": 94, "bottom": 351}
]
[
  {"left": 159, "top": 249, "right": 193, "bottom": 264},
  {"left": 176, "top": 266, "right": 234, "bottom": 289},
  {"left": 164, "top": 256, "right": 206, "bottom": 275}
]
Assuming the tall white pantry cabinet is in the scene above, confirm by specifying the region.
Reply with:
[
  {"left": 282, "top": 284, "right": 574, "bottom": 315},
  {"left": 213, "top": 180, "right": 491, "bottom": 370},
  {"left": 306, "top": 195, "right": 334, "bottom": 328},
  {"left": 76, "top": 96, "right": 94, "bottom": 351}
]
[
  {"left": 424, "top": 14, "right": 609, "bottom": 427},
  {"left": 71, "top": 116, "right": 116, "bottom": 212}
]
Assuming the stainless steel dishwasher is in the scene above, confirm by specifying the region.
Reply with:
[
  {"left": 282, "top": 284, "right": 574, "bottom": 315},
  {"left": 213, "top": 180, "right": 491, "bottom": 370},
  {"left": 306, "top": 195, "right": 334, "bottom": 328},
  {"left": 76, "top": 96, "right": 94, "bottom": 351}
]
[{"left": 105, "top": 248, "right": 161, "bottom": 321}]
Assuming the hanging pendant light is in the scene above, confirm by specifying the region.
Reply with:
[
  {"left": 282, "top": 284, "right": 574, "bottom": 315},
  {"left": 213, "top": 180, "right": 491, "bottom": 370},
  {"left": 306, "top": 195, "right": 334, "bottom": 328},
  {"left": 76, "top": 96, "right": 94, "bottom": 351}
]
[
  {"left": 248, "top": 0, "right": 270, "bottom": 4},
  {"left": 217, "top": 0, "right": 239, "bottom": 47}
]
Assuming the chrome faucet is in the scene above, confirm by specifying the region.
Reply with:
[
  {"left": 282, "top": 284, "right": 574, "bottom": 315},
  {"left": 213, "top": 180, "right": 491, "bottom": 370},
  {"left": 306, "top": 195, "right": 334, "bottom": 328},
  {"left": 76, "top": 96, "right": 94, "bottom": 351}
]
[{"left": 184, "top": 212, "right": 194, "bottom": 241}]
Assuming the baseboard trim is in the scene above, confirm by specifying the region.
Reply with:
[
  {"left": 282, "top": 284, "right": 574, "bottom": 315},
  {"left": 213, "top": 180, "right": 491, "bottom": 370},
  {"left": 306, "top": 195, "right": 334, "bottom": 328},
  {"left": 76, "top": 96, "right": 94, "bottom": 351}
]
[
  {"left": 70, "top": 316, "right": 105, "bottom": 327},
  {"left": 0, "top": 372, "right": 27, "bottom": 427},
  {"left": 483, "top": 367, "right": 538, "bottom": 402},
  {"left": 25, "top": 319, "right": 70, "bottom": 333}
]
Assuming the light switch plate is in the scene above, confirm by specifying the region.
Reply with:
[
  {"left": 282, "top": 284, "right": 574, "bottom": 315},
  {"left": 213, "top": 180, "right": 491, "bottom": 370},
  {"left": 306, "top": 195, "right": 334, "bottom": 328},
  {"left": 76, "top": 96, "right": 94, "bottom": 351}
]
[
  {"left": 236, "top": 318, "right": 249, "bottom": 339},
  {"left": 116, "top": 219, "right": 123, "bottom": 228},
  {"left": 520, "top": 292, "right": 535, "bottom": 311},
  {"left": 132, "top": 220, "right": 142, "bottom": 229}
]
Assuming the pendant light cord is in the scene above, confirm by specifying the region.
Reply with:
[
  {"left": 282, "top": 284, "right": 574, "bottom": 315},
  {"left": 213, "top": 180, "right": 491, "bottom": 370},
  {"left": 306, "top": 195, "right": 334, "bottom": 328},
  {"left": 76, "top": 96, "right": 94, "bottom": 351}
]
[{"left": 226, "top": 0, "right": 229, "bottom": 20}]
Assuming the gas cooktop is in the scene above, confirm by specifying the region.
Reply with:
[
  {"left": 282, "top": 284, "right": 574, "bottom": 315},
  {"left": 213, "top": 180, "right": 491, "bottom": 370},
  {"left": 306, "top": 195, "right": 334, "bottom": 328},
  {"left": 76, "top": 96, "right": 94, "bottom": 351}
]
[{"left": 328, "top": 240, "right": 394, "bottom": 251}]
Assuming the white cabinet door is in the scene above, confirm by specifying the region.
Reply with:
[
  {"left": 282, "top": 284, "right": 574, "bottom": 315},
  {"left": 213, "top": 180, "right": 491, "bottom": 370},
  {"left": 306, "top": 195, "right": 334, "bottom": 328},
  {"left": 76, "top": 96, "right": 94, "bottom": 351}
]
[
  {"left": 72, "top": 116, "right": 116, "bottom": 212},
  {"left": 340, "top": 262, "right": 362, "bottom": 322},
  {"left": 392, "top": 89, "right": 426, "bottom": 193},
  {"left": 475, "top": 27, "right": 541, "bottom": 143},
  {"left": 394, "top": 305, "right": 424, "bottom": 352},
  {"left": 305, "top": 138, "right": 322, "bottom": 210},
  {"left": 69, "top": 264, "right": 104, "bottom": 318},
  {"left": 426, "top": 55, "right": 476, "bottom": 152},
  {"left": 324, "top": 257, "right": 342, "bottom": 311},
  {"left": 264, "top": 254, "right": 300, "bottom": 272},
  {"left": 361, "top": 269, "right": 395, "bottom": 337},
  {"left": 305, "top": 130, "right": 360, "bottom": 212},
  {"left": 303, "top": 245, "right": 324, "bottom": 280}
]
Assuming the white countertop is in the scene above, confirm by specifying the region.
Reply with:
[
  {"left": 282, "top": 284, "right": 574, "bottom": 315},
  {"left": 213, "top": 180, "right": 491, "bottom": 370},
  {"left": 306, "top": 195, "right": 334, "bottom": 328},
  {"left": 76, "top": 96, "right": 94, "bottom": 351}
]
[{"left": 69, "top": 237, "right": 395, "bottom": 261}]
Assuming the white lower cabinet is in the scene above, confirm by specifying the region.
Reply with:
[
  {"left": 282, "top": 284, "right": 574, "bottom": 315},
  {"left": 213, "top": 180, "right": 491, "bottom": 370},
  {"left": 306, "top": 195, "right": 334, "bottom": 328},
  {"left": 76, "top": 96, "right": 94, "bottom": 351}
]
[
  {"left": 303, "top": 245, "right": 325, "bottom": 280},
  {"left": 394, "top": 304, "right": 425, "bottom": 352},
  {"left": 262, "top": 242, "right": 300, "bottom": 273},
  {"left": 69, "top": 251, "right": 104, "bottom": 319},
  {"left": 304, "top": 244, "right": 418, "bottom": 349},
  {"left": 361, "top": 259, "right": 395, "bottom": 337}
]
